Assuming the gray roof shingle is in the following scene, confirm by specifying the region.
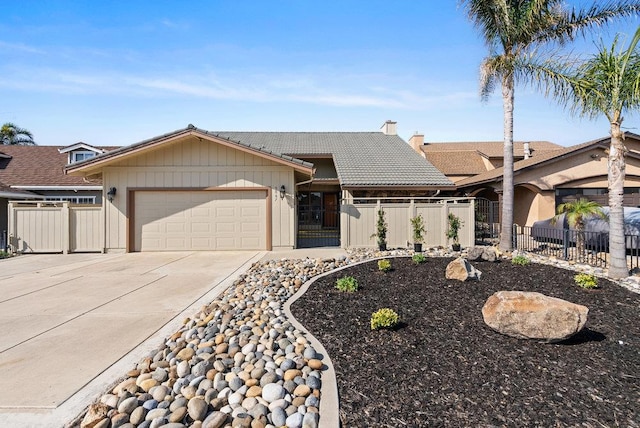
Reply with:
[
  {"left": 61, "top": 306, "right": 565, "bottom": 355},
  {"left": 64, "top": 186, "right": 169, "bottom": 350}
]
[{"left": 210, "top": 131, "right": 453, "bottom": 187}]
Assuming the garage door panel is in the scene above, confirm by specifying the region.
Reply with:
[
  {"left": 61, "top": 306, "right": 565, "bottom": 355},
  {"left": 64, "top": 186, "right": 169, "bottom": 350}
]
[
  {"left": 216, "top": 223, "right": 235, "bottom": 233},
  {"left": 134, "top": 190, "right": 266, "bottom": 251}
]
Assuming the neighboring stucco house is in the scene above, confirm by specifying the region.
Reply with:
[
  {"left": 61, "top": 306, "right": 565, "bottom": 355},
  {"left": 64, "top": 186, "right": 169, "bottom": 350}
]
[
  {"left": 409, "top": 134, "right": 562, "bottom": 183},
  {"left": 451, "top": 133, "right": 640, "bottom": 226},
  {"left": 0, "top": 143, "right": 112, "bottom": 247},
  {"left": 65, "top": 122, "right": 455, "bottom": 253}
]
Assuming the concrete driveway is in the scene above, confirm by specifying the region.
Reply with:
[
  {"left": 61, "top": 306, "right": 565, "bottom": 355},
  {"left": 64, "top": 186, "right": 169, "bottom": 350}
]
[{"left": 0, "top": 251, "right": 264, "bottom": 427}]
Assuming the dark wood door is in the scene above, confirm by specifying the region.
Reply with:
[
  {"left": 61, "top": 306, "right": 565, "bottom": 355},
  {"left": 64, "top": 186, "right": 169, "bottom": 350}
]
[{"left": 323, "top": 193, "right": 338, "bottom": 228}]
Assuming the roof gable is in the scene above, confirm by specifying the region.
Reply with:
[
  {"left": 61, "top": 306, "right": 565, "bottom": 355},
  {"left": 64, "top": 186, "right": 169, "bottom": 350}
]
[
  {"left": 66, "top": 126, "right": 314, "bottom": 176},
  {"left": 58, "top": 142, "right": 106, "bottom": 154}
]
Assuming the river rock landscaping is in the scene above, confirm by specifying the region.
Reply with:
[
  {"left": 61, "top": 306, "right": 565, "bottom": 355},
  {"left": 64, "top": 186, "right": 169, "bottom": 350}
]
[
  {"left": 78, "top": 257, "right": 351, "bottom": 428},
  {"left": 291, "top": 256, "right": 640, "bottom": 427}
]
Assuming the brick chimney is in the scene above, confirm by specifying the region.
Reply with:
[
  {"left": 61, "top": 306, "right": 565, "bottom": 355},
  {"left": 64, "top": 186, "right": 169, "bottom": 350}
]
[
  {"left": 380, "top": 120, "right": 397, "bottom": 135},
  {"left": 409, "top": 132, "right": 425, "bottom": 153}
]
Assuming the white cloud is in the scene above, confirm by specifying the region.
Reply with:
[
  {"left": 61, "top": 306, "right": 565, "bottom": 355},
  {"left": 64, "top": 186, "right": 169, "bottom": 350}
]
[
  {"left": 0, "top": 63, "right": 478, "bottom": 110},
  {"left": 0, "top": 40, "right": 46, "bottom": 54}
]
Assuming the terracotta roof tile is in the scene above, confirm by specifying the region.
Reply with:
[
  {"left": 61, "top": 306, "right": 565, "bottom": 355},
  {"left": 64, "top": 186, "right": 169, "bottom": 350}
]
[
  {"left": 421, "top": 141, "right": 561, "bottom": 158},
  {"left": 422, "top": 151, "right": 488, "bottom": 175},
  {"left": 453, "top": 134, "right": 640, "bottom": 187}
]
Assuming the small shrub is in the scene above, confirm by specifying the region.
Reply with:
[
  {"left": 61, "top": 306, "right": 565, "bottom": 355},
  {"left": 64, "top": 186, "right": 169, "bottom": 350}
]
[
  {"left": 335, "top": 276, "right": 358, "bottom": 292},
  {"left": 0, "top": 250, "right": 11, "bottom": 259},
  {"left": 412, "top": 253, "right": 426, "bottom": 264},
  {"left": 511, "top": 255, "right": 530, "bottom": 266},
  {"left": 574, "top": 273, "right": 598, "bottom": 289},
  {"left": 378, "top": 259, "right": 392, "bottom": 272},
  {"left": 370, "top": 308, "right": 400, "bottom": 330}
]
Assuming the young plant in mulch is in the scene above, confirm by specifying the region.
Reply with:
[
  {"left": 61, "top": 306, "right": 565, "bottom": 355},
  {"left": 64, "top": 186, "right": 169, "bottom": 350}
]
[
  {"left": 446, "top": 212, "right": 463, "bottom": 250},
  {"left": 335, "top": 276, "right": 359, "bottom": 292},
  {"left": 574, "top": 273, "right": 598, "bottom": 289},
  {"left": 370, "top": 209, "right": 388, "bottom": 251},
  {"left": 378, "top": 259, "right": 392, "bottom": 272},
  {"left": 412, "top": 253, "right": 427, "bottom": 264},
  {"left": 370, "top": 308, "right": 400, "bottom": 330},
  {"left": 511, "top": 255, "right": 530, "bottom": 266}
]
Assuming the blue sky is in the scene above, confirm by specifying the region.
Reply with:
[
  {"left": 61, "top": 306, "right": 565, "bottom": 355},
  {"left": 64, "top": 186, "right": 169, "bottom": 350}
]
[{"left": 1, "top": 1, "right": 638, "bottom": 147}]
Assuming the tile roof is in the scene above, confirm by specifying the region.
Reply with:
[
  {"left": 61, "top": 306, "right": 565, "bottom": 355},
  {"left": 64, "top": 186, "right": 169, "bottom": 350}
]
[
  {"left": 69, "top": 126, "right": 453, "bottom": 188},
  {"left": 212, "top": 131, "right": 453, "bottom": 187},
  {"left": 0, "top": 145, "right": 112, "bottom": 187},
  {"left": 421, "top": 141, "right": 561, "bottom": 158},
  {"left": 422, "top": 150, "right": 488, "bottom": 175},
  {"left": 453, "top": 134, "right": 638, "bottom": 187}
]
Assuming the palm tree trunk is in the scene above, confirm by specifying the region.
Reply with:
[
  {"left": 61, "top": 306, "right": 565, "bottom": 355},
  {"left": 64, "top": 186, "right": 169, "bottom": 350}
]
[
  {"left": 499, "top": 74, "right": 515, "bottom": 252},
  {"left": 608, "top": 122, "right": 628, "bottom": 278}
]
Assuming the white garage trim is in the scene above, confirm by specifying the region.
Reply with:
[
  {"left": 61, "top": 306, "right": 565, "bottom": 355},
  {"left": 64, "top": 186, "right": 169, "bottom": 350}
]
[{"left": 127, "top": 187, "right": 272, "bottom": 252}]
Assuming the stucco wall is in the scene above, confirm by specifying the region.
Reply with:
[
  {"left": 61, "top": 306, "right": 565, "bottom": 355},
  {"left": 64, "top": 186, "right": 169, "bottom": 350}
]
[{"left": 102, "top": 136, "right": 296, "bottom": 251}]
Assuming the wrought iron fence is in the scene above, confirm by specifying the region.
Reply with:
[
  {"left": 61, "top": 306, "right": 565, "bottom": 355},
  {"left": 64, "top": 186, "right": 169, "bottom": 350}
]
[{"left": 513, "top": 224, "right": 640, "bottom": 270}]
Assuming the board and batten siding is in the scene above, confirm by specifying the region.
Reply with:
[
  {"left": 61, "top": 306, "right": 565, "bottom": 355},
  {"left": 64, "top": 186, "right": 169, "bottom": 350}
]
[
  {"left": 102, "top": 137, "right": 296, "bottom": 252},
  {"left": 8, "top": 202, "right": 102, "bottom": 253},
  {"left": 340, "top": 200, "right": 475, "bottom": 249}
]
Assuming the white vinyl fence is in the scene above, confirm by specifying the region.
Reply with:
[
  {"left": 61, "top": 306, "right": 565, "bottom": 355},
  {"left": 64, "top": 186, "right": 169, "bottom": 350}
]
[
  {"left": 340, "top": 197, "right": 475, "bottom": 249},
  {"left": 8, "top": 201, "right": 102, "bottom": 253}
]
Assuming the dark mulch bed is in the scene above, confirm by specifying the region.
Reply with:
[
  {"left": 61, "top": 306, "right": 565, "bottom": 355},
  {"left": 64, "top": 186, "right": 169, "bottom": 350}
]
[{"left": 291, "top": 257, "right": 640, "bottom": 427}]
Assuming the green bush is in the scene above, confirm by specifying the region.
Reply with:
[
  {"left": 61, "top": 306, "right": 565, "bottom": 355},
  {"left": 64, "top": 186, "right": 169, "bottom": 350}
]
[
  {"left": 0, "top": 250, "right": 11, "bottom": 259},
  {"left": 511, "top": 255, "right": 530, "bottom": 266},
  {"left": 574, "top": 273, "right": 598, "bottom": 289},
  {"left": 370, "top": 308, "right": 400, "bottom": 330},
  {"left": 412, "top": 253, "right": 426, "bottom": 264},
  {"left": 378, "top": 259, "right": 392, "bottom": 272},
  {"left": 335, "top": 276, "right": 358, "bottom": 292}
]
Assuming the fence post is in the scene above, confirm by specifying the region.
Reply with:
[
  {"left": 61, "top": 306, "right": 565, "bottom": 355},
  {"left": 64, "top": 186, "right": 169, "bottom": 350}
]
[
  {"left": 563, "top": 228, "right": 570, "bottom": 260},
  {"left": 62, "top": 202, "right": 70, "bottom": 254},
  {"left": 512, "top": 224, "right": 517, "bottom": 249}
]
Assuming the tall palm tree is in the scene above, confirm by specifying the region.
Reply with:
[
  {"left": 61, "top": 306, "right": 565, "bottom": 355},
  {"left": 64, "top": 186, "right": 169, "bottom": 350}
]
[
  {"left": 462, "top": 0, "right": 640, "bottom": 252},
  {"left": 537, "top": 27, "right": 640, "bottom": 278},
  {"left": 0, "top": 122, "right": 36, "bottom": 145},
  {"left": 554, "top": 198, "right": 606, "bottom": 261}
]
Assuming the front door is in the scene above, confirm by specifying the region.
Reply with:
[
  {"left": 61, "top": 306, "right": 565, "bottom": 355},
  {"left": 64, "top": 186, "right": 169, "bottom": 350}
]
[{"left": 323, "top": 193, "right": 338, "bottom": 228}]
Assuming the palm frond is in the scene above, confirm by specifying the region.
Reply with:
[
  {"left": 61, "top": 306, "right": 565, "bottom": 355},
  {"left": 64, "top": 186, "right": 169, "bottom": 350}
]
[{"left": 547, "top": 0, "right": 640, "bottom": 44}]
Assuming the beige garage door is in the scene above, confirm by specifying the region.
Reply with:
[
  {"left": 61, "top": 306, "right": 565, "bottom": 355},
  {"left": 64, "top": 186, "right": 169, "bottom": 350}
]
[{"left": 134, "top": 190, "right": 267, "bottom": 251}]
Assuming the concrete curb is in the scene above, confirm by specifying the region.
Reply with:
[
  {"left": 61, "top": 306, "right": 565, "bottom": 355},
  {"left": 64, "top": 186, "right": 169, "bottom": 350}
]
[{"left": 284, "top": 257, "right": 381, "bottom": 428}]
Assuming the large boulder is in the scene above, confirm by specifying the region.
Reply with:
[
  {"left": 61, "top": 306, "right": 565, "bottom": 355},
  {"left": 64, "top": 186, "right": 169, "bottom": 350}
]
[
  {"left": 445, "top": 257, "right": 482, "bottom": 281},
  {"left": 482, "top": 291, "right": 589, "bottom": 343}
]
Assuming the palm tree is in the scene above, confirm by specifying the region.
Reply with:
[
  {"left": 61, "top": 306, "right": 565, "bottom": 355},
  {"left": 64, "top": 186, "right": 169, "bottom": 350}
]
[
  {"left": 537, "top": 28, "right": 640, "bottom": 278},
  {"left": 0, "top": 122, "right": 36, "bottom": 145},
  {"left": 554, "top": 198, "right": 606, "bottom": 261},
  {"left": 462, "top": 0, "right": 640, "bottom": 253}
]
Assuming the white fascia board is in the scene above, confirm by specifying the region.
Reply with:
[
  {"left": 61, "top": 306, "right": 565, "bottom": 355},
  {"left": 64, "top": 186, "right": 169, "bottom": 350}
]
[
  {"left": 58, "top": 143, "right": 105, "bottom": 154},
  {"left": 11, "top": 185, "right": 103, "bottom": 191},
  {"left": 0, "top": 192, "right": 44, "bottom": 199}
]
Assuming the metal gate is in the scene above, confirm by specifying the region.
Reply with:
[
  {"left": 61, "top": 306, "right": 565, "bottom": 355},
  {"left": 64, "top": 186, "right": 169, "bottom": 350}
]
[
  {"left": 296, "top": 205, "right": 340, "bottom": 248},
  {"left": 475, "top": 198, "right": 500, "bottom": 242}
]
